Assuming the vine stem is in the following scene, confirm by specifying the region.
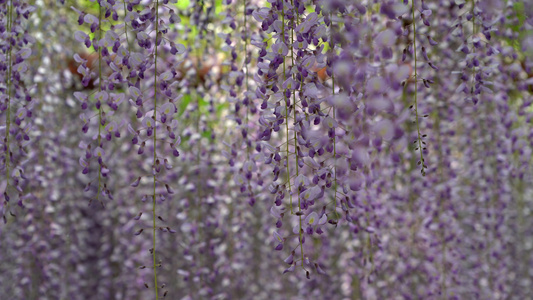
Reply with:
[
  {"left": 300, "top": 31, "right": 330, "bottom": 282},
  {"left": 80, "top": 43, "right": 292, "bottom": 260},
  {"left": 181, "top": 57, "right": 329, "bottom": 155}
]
[
  {"left": 412, "top": 0, "right": 424, "bottom": 174},
  {"left": 5, "top": 0, "right": 13, "bottom": 207},
  {"left": 123, "top": 0, "right": 130, "bottom": 52},
  {"left": 331, "top": 12, "right": 337, "bottom": 220},
  {"left": 291, "top": 0, "right": 303, "bottom": 268},
  {"left": 152, "top": 0, "right": 160, "bottom": 298},
  {"left": 471, "top": 0, "right": 477, "bottom": 95},
  {"left": 281, "top": 1, "right": 293, "bottom": 215},
  {"left": 243, "top": 0, "right": 250, "bottom": 160},
  {"left": 96, "top": 0, "right": 103, "bottom": 205}
]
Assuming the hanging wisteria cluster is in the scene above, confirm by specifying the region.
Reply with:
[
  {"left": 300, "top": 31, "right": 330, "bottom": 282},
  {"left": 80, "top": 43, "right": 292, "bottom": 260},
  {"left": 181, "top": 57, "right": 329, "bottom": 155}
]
[
  {"left": 0, "top": 0, "right": 35, "bottom": 222},
  {"left": 1, "top": 0, "right": 533, "bottom": 299}
]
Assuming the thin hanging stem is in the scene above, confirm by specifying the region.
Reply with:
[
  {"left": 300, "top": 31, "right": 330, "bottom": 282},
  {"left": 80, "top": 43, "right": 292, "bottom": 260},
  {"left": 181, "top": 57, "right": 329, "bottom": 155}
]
[
  {"left": 412, "top": 0, "right": 425, "bottom": 176},
  {"left": 152, "top": 0, "right": 160, "bottom": 298},
  {"left": 290, "top": 0, "right": 304, "bottom": 268},
  {"left": 281, "top": 1, "right": 293, "bottom": 215},
  {"left": 96, "top": 1, "right": 103, "bottom": 205},
  {"left": 5, "top": 0, "right": 14, "bottom": 194}
]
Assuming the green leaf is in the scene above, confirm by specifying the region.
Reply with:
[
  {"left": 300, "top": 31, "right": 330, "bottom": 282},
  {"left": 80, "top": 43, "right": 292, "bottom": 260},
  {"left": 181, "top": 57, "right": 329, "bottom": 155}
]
[{"left": 178, "top": 94, "right": 192, "bottom": 117}]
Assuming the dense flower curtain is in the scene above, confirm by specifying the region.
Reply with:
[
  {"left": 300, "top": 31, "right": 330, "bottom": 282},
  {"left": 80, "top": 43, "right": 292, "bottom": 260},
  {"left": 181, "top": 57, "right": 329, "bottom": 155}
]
[{"left": 1, "top": 0, "right": 532, "bottom": 299}]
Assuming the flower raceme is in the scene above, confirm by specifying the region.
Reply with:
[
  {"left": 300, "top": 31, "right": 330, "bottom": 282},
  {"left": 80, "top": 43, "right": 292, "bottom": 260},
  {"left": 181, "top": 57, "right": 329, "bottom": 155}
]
[{"left": 0, "top": 0, "right": 35, "bottom": 222}]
